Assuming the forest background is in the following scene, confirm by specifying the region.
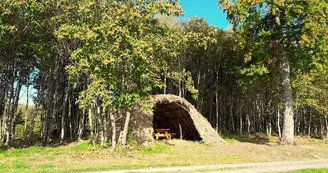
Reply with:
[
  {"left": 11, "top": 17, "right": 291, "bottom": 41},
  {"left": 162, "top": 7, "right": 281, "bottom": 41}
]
[{"left": 0, "top": 0, "right": 327, "bottom": 149}]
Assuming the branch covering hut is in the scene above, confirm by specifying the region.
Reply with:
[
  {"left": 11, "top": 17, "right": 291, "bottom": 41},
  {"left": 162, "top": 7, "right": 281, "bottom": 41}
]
[{"left": 130, "top": 94, "right": 224, "bottom": 144}]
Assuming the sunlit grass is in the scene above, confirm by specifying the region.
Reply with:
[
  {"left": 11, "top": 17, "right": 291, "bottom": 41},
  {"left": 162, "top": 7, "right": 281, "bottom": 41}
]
[
  {"left": 0, "top": 136, "right": 328, "bottom": 173},
  {"left": 281, "top": 168, "right": 328, "bottom": 173},
  {"left": 0, "top": 140, "right": 247, "bottom": 173},
  {"left": 140, "top": 143, "right": 170, "bottom": 154},
  {"left": 12, "top": 159, "right": 28, "bottom": 169},
  {"left": 70, "top": 142, "right": 94, "bottom": 152}
]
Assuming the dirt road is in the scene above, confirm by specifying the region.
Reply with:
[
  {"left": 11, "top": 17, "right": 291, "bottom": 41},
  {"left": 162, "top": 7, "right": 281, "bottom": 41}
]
[{"left": 87, "top": 160, "right": 328, "bottom": 173}]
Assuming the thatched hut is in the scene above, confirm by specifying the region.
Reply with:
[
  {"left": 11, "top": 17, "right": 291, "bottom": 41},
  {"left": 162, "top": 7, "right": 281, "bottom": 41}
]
[{"left": 130, "top": 94, "right": 224, "bottom": 144}]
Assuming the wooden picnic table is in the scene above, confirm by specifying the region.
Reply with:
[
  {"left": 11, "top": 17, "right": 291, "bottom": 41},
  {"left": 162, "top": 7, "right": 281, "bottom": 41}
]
[{"left": 154, "top": 128, "right": 171, "bottom": 140}]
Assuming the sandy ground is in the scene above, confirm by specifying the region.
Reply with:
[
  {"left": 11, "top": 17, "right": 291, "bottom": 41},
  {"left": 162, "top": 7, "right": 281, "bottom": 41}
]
[{"left": 86, "top": 159, "right": 328, "bottom": 173}]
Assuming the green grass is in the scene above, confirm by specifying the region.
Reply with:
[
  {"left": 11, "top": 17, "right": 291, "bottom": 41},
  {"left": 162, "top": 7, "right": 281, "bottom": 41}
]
[
  {"left": 140, "top": 143, "right": 170, "bottom": 154},
  {"left": 128, "top": 166, "right": 248, "bottom": 173},
  {"left": 219, "top": 132, "right": 274, "bottom": 144},
  {"left": 281, "top": 168, "right": 328, "bottom": 173},
  {"left": 1, "top": 136, "right": 328, "bottom": 173},
  {"left": 0, "top": 145, "right": 65, "bottom": 157},
  {"left": 12, "top": 159, "right": 28, "bottom": 169},
  {"left": 0, "top": 162, "right": 8, "bottom": 169},
  {"left": 70, "top": 142, "right": 94, "bottom": 152},
  {"left": 37, "top": 163, "right": 53, "bottom": 169},
  {"left": 0, "top": 141, "right": 94, "bottom": 157}
]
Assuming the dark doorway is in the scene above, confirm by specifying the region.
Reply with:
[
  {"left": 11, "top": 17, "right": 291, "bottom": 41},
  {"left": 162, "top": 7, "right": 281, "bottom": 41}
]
[{"left": 152, "top": 102, "right": 201, "bottom": 141}]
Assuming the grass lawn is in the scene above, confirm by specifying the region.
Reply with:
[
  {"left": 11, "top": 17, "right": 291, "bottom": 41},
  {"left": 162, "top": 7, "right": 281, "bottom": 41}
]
[
  {"left": 282, "top": 168, "right": 328, "bottom": 173},
  {"left": 1, "top": 135, "right": 328, "bottom": 173}
]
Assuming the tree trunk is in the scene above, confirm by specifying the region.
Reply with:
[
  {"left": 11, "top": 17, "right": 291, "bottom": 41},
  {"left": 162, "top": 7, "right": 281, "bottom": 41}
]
[
  {"left": 247, "top": 113, "right": 251, "bottom": 136},
  {"left": 43, "top": 70, "right": 53, "bottom": 144},
  {"left": 9, "top": 80, "right": 22, "bottom": 146},
  {"left": 277, "top": 108, "right": 281, "bottom": 138},
  {"left": 196, "top": 70, "right": 201, "bottom": 112},
  {"left": 101, "top": 107, "right": 107, "bottom": 146},
  {"left": 23, "top": 77, "right": 43, "bottom": 145},
  {"left": 103, "top": 108, "right": 108, "bottom": 144},
  {"left": 78, "top": 108, "right": 86, "bottom": 141},
  {"left": 89, "top": 106, "right": 96, "bottom": 148},
  {"left": 279, "top": 53, "right": 294, "bottom": 144},
  {"left": 164, "top": 72, "right": 167, "bottom": 94},
  {"left": 68, "top": 95, "right": 73, "bottom": 141},
  {"left": 325, "top": 115, "right": 328, "bottom": 139},
  {"left": 179, "top": 123, "right": 183, "bottom": 139},
  {"left": 215, "top": 71, "right": 219, "bottom": 132},
  {"left": 320, "top": 116, "right": 324, "bottom": 139},
  {"left": 0, "top": 118, "right": 2, "bottom": 143},
  {"left": 240, "top": 112, "right": 243, "bottom": 136},
  {"left": 4, "top": 77, "right": 16, "bottom": 146},
  {"left": 178, "top": 80, "right": 182, "bottom": 97},
  {"left": 275, "top": 16, "right": 294, "bottom": 145},
  {"left": 60, "top": 89, "right": 68, "bottom": 144},
  {"left": 22, "top": 98, "right": 40, "bottom": 145},
  {"left": 308, "top": 110, "right": 312, "bottom": 136},
  {"left": 229, "top": 97, "right": 235, "bottom": 132},
  {"left": 266, "top": 120, "right": 272, "bottom": 137},
  {"left": 110, "top": 111, "right": 116, "bottom": 148},
  {"left": 24, "top": 77, "right": 29, "bottom": 130},
  {"left": 121, "top": 111, "right": 131, "bottom": 146}
]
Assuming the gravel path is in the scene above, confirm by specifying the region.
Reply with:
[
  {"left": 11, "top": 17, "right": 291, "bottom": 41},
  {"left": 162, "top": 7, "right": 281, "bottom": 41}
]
[{"left": 85, "top": 160, "right": 328, "bottom": 173}]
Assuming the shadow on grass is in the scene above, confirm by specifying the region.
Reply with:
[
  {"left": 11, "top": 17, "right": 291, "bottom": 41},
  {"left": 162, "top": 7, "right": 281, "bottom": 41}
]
[{"left": 219, "top": 132, "right": 275, "bottom": 145}]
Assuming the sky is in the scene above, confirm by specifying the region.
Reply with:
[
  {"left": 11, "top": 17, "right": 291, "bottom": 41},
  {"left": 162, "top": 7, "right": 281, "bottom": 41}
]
[
  {"left": 18, "top": 1, "right": 230, "bottom": 106},
  {"left": 179, "top": 0, "right": 230, "bottom": 29}
]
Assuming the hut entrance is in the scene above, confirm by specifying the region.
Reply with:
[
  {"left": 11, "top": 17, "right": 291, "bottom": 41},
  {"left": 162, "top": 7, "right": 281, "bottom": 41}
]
[{"left": 152, "top": 102, "right": 201, "bottom": 141}]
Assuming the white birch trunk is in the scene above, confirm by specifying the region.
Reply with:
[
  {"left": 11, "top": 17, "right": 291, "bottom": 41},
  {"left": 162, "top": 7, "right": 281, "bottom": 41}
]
[
  {"left": 60, "top": 90, "right": 68, "bottom": 144},
  {"left": 121, "top": 111, "right": 131, "bottom": 146},
  {"left": 78, "top": 108, "right": 86, "bottom": 141},
  {"left": 24, "top": 79, "right": 29, "bottom": 130},
  {"left": 164, "top": 72, "right": 167, "bottom": 94},
  {"left": 89, "top": 107, "right": 96, "bottom": 148},
  {"left": 110, "top": 111, "right": 116, "bottom": 148}
]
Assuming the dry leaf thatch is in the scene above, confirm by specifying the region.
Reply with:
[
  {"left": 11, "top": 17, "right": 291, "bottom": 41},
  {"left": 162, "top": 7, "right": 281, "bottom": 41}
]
[{"left": 130, "top": 94, "right": 225, "bottom": 145}]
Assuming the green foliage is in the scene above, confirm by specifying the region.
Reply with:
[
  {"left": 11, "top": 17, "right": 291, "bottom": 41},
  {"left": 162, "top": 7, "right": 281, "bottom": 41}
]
[
  {"left": 293, "top": 59, "right": 328, "bottom": 113},
  {"left": 218, "top": 0, "right": 328, "bottom": 128},
  {"left": 218, "top": 0, "right": 328, "bottom": 77},
  {"left": 15, "top": 125, "right": 25, "bottom": 138},
  {"left": 56, "top": 0, "right": 185, "bottom": 110},
  {"left": 239, "top": 64, "right": 267, "bottom": 76}
]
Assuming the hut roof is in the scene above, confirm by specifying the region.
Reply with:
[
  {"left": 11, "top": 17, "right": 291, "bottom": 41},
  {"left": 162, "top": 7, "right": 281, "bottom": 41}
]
[{"left": 130, "top": 94, "right": 225, "bottom": 145}]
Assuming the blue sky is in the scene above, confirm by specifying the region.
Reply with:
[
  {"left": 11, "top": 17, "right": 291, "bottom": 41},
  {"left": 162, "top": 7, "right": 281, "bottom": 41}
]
[{"left": 179, "top": 0, "right": 229, "bottom": 29}]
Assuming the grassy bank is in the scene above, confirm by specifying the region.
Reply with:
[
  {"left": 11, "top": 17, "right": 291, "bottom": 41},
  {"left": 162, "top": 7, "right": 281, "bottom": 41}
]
[{"left": 1, "top": 135, "right": 328, "bottom": 173}]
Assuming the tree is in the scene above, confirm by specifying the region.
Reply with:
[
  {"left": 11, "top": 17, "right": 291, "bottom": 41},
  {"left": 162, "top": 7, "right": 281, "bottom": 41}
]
[
  {"left": 0, "top": 0, "right": 54, "bottom": 146},
  {"left": 218, "top": 0, "right": 328, "bottom": 144},
  {"left": 56, "top": 0, "right": 183, "bottom": 147}
]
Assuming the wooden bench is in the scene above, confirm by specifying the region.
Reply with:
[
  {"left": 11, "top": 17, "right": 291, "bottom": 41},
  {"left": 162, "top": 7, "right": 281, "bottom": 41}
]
[{"left": 154, "top": 128, "right": 171, "bottom": 140}]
